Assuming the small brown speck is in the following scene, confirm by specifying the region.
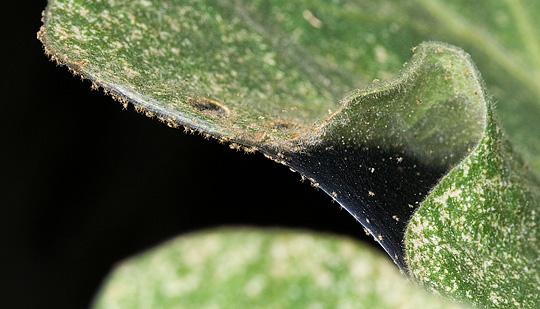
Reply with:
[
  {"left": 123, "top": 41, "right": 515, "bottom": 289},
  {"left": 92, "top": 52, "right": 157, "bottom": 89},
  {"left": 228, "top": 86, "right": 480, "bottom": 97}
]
[
  {"left": 254, "top": 131, "right": 267, "bottom": 141},
  {"left": 188, "top": 97, "right": 230, "bottom": 118}
]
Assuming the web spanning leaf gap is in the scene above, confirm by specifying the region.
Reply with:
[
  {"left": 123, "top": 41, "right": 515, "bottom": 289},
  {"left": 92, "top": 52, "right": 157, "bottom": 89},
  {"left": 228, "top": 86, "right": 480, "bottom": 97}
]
[
  {"left": 40, "top": 0, "right": 487, "bottom": 271},
  {"left": 267, "top": 44, "right": 487, "bottom": 269},
  {"left": 280, "top": 145, "right": 447, "bottom": 270}
]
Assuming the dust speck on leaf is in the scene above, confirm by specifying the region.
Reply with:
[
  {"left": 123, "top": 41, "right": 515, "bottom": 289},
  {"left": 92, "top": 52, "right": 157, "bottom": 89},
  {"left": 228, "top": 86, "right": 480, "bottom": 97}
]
[{"left": 302, "top": 10, "right": 323, "bottom": 29}]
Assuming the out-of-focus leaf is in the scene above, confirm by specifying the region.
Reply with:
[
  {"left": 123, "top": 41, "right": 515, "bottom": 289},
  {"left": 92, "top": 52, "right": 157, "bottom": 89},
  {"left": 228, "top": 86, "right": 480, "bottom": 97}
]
[{"left": 92, "top": 228, "right": 463, "bottom": 309}]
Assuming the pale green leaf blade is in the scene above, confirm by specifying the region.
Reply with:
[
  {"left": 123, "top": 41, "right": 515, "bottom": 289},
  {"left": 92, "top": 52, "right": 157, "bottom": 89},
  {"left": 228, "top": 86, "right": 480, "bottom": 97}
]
[
  {"left": 39, "top": 0, "right": 366, "bottom": 147},
  {"left": 92, "top": 228, "right": 463, "bottom": 309},
  {"left": 405, "top": 0, "right": 540, "bottom": 171}
]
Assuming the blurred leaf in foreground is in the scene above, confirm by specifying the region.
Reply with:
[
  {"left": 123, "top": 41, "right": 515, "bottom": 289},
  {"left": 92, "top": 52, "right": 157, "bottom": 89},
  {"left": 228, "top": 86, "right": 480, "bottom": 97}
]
[{"left": 92, "top": 229, "right": 462, "bottom": 309}]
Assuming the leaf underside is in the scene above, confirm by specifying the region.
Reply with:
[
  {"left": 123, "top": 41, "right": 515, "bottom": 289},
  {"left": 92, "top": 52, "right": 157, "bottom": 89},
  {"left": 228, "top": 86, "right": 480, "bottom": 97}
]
[{"left": 41, "top": 0, "right": 540, "bottom": 307}]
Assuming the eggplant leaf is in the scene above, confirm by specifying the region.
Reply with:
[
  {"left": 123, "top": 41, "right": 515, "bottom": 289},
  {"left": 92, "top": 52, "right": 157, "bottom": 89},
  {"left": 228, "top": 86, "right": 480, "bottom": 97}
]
[{"left": 40, "top": 0, "right": 540, "bottom": 306}]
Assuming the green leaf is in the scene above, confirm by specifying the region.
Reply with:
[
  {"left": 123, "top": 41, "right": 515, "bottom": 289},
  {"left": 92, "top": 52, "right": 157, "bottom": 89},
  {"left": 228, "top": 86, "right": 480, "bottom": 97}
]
[
  {"left": 405, "top": 104, "right": 540, "bottom": 307},
  {"left": 40, "top": 0, "right": 540, "bottom": 307},
  {"left": 92, "top": 228, "right": 463, "bottom": 308}
]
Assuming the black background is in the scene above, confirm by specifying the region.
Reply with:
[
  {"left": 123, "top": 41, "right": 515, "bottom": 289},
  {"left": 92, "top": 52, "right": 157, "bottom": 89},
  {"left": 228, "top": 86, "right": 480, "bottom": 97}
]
[{"left": 2, "top": 2, "right": 379, "bottom": 308}]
